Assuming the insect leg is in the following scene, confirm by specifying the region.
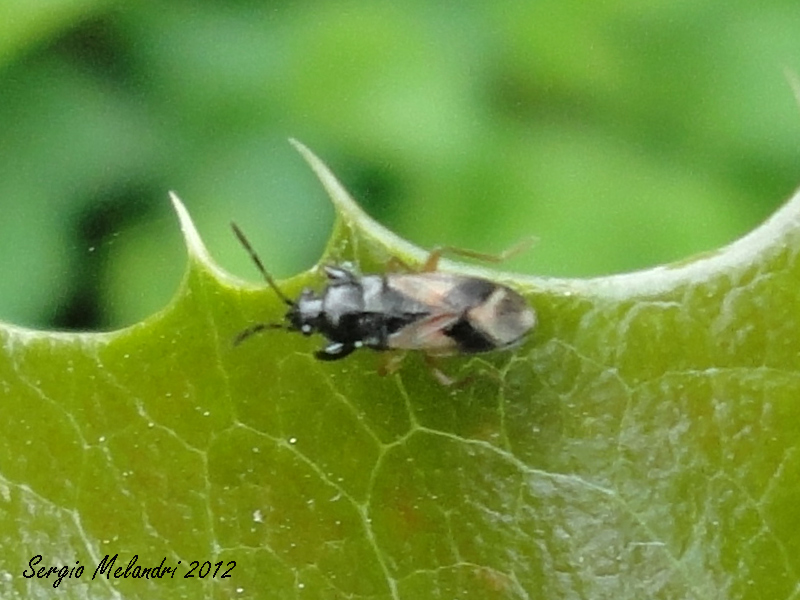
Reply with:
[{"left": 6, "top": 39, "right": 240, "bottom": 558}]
[
  {"left": 378, "top": 352, "right": 407, "bottom": 376},
  {"left": 378, "top": 352, "right": 462, "bottom": 386},
  {"left": 385, "top": 255, "right": 415, "bottom": 273},
  {"left": 421, "top": 354, "right": 461, "bottom": 386},
  {"left": 315, "top": 342, "right": 357, "bottom": 361},
  {"left": 421, "top": 237, "right": 535, "bottom": 272}
]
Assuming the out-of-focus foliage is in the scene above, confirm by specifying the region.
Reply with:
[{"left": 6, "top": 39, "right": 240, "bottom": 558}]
[{"left": 1, "top": 0, "right": 799, "bottom": 329}]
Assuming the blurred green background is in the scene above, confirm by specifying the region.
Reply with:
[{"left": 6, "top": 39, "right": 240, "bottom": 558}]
[{"left": 1, "top": 0, "right": 799, "bottom": 331}]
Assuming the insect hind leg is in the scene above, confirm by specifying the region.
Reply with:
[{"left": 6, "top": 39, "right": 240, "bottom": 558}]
[
  {"left": 422, "top": 237, "right": 535, "bottom": 272},
  {"left": 377, "top": 352, "right": 465, "bottom": 387}
]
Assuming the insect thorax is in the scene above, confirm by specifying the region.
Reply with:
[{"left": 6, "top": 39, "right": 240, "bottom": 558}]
[{"left": 295, "top": 275, "right": 427, "bottom": 348}]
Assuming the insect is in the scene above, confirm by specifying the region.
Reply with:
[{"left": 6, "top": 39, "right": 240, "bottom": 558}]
[{"left": 231, "top": 223, "right": 536, "bottom": 372}]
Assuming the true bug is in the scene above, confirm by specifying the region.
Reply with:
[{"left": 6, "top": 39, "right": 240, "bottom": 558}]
[{"left": 231, "top": 223, "right": 535, "bottom": 372}]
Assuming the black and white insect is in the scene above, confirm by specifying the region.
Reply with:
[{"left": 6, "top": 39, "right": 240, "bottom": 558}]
[{"left": 231, "top": 223, "right": 535, "bottom": 373}]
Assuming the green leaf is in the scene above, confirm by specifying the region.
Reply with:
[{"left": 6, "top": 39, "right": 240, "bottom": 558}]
[{"left": 2, "top": 141, "right": 798, "bottom": 599}]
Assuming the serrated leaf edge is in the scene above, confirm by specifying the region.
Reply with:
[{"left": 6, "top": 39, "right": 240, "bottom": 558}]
[{"left": 3, "top": 143, "right": 799, "bottom": 338}]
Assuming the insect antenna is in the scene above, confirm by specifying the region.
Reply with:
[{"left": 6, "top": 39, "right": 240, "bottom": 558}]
[
  {"left": 230, "top": 222, "right": 294, "bottom": 306},
  {"left": 233, "top": 323, "right": 284, "bottom": 346}
]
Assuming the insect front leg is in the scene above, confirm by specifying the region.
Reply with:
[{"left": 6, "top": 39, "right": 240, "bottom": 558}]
[{"left": 315, "top": 342, "right": 357, "bottom": 361}]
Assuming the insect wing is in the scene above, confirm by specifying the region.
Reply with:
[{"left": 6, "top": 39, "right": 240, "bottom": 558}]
[
  {"left": 386, "top": 311, "right": 462, "bottom": 354},
  {"left": 385, "top": 273, "right": 477, "bottom": 354},
  {"left": 387, "top": 273, "right": 476, "bottom": 312},
  {"left": 387, "top": 272, "right": 535, "bottom": 355}
]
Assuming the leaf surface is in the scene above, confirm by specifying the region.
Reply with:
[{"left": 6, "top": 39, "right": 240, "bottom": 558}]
[{"left": 2, "top": 142, "right": 799, "bottom": 599}]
